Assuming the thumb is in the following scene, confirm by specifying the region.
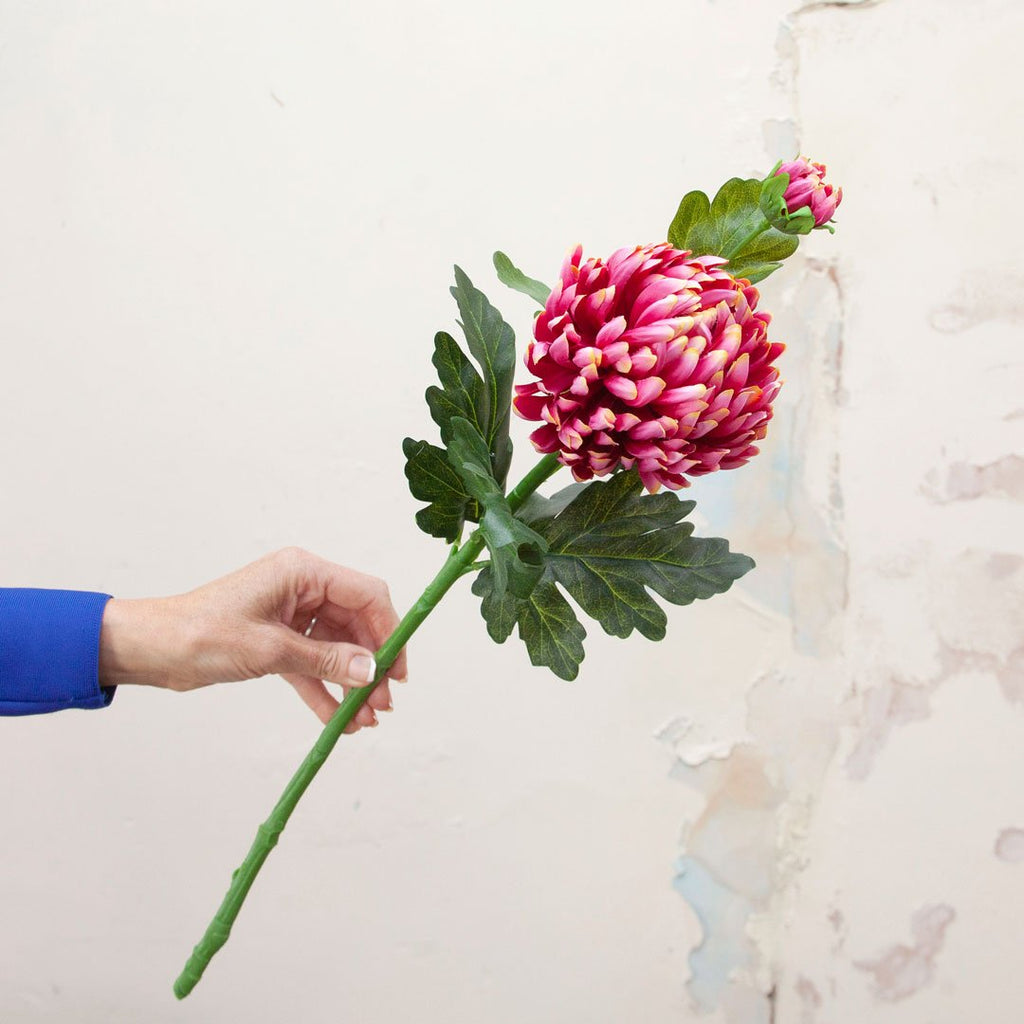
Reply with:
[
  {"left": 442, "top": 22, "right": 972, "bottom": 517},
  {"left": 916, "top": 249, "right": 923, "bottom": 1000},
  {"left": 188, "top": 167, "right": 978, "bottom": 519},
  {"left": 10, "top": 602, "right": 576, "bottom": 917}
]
[{"left": 273, "top": 631, "right": 378, "bottom": 687}]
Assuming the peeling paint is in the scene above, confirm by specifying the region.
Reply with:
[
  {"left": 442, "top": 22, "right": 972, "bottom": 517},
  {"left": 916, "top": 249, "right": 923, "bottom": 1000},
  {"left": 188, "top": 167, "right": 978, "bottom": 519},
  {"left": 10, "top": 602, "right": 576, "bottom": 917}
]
[
  {"left": 795, "top": 975, "right": 823, "bottom": 1023},
  {"left": 674, "top": 855, "right": 758, "bottom": 1014},
  {"left": 680, "top": 746, "right": 783, "bottom": 903},
  {"left": 666, "top": 3, "right": 856, "bottom": 1016},
  {"left": 699, "top": 262, "right": 849, "bottom": 654},
  {"left": 922, "top": 454, "right": 1024, "bottom": 504},
  {"left": 659, "top": 0, "right": 1024, "bottom": 1019},
  {"left": 994, "top": 828, "right": 1024, "bottom": 864},
  {"left": 785, "top": 265, "right": 848, "bottom": 658},
  {"left": 843, "top": 553, "right": 1024, "bottom": 779},
  {"left": 668, "top": 744, "right": 785, "bottom": 1015},
  {"left": 929, "top": 550, "right": 1024, "bottom": 704},
  {"left": 854, "top": 905, "right": 956, "bottom": 1002},
  {"left": 929, "top": 272, "right": 1024, "bottom": 333},
  {"left": 655, "top": 716, "right": 739, "bottom": 768},
  {"left": 844, "top": 677, "right": 933, "bottom": 780},
  {"left": 667, "top": 674, "right": 845, "bottom": 1017}
]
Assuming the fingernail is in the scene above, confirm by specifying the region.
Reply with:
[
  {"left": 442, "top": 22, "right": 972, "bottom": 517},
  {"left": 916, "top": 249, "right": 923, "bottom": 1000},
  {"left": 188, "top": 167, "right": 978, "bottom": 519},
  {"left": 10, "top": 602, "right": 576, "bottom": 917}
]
[
  {"left": 350, "top": 654, "right": 376, "bottom": 684},
  {"left": 368, "top": 711, "right": 379, "bottom": 727},
  {"left": 382, "top": 698, "right": 393, "bottom": 712}
]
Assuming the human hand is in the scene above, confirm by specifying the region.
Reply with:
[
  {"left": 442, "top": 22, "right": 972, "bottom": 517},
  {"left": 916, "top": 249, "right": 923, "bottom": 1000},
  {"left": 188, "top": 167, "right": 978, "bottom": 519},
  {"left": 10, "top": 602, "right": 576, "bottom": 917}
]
[{"left": 98, "top": 547, "right": 407, "bottom": 731}]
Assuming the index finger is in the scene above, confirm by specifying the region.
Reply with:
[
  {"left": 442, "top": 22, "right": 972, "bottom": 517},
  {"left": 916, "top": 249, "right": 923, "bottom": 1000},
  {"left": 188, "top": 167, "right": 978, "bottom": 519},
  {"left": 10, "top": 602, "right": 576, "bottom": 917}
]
[{"left": 314, "top": 559, "right": 409, "bottom": 682}]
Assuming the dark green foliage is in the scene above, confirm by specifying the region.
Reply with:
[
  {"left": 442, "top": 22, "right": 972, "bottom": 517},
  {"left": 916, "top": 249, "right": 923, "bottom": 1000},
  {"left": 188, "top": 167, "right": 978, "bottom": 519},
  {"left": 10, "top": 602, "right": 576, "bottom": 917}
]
[
  {"left": 447, "top": 417, "right": 547, "bottom": 601},
  {"left": 473, "top": 566, "right": 588, "bottom": 681},
  {"left": 425, "top": 331, "right": 488, "bottom": 447},
  {"left": 450, "top": 267, "right": 515, "bottom": 488},
  {"left": 404, "top": 269, "right": 518, "bottom": 542},
  {"left": 473, "top": 470, "right": 755, "bottom": 679},
  {"left": 402, "top": 438, "right": 473, "bottom": 543}
]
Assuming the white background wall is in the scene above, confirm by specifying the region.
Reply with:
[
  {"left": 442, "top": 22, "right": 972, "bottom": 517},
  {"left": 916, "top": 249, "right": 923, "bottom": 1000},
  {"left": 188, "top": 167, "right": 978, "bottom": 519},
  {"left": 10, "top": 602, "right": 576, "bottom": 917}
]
[{"left": 2, "top": 2, "right": 1022, "bottom": 1021}]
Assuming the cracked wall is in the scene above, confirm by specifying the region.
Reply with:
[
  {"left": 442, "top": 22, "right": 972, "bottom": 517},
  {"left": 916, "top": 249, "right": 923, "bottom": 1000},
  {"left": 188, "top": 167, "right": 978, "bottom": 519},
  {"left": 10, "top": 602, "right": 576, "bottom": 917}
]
[
  {"left": 667, "top": 1, "right": 1024, "bottom": 1022},
  {"left": 0, "top": 2, "right": 1020, "bottom": 1023}
]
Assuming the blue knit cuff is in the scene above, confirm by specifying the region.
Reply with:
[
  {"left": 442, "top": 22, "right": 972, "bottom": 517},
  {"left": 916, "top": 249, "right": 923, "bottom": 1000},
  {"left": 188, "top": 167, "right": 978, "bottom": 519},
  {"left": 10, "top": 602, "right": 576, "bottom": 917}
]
[{"left": 0, "top": 589, "right": 116, "bottom": 715}]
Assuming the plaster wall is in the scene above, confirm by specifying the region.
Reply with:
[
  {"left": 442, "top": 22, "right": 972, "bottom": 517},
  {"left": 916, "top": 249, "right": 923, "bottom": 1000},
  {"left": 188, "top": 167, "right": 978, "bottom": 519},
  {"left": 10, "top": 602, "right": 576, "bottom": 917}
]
[{"left": 1, "top": 2, "right": 1021, "bottom": 1022}]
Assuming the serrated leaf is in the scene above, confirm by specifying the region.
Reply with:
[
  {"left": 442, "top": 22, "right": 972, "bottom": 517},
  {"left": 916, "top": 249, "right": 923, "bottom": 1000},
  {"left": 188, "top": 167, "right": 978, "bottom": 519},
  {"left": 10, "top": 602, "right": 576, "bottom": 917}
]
[
  {"left": 406, "top": 272, "right": 518, "bottom": 542},
  {"left": 447, "top": 417, "right": 547, "bottom": 600},
  {"left": 535, "top": 471, "right": 752, "bottom": 641},
  {"left": 414, "top": 502, "right": 465, "bottom": 542},
  {"left": 402, "top": 437, "right": 472, "bottom": 543},
  {"left": 515, "top": 576, "right": 587, "bottom": 680},
  {"left": 472, "top": 567, "right": 587, "bottom": 680},
  {"left": 473, "top": 470, "right": 755, "bottom": 679},
  {"left": 493, "top": 251, "right": 551, "bottom": 307},
  {"left": 425, "top": 331, "right": 488, "bottom": 446},
  {"left": 471, "top": 565, "right": 520, "bottom": 644},
  {"left": 451, "top": 267, "right": 515, "bottom": 488},
  {"left": 523, "top": 477, "right": 695, "bottom": 546}
]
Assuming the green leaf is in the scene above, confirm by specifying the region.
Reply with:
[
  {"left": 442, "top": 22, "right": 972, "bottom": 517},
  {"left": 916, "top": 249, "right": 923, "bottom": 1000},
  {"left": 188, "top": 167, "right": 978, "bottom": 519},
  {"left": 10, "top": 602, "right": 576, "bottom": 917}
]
[
  {"left": 667, "top": 189, "right": 712, "bottom": 252},
  {"left": 402, "top": 437, "right": 472, "bottom": 543},
  {"left": 535, "top": 471, "right": 752, "bottom": 641},
  {"left": 493, "top": 251, "right": 552, "bottom": 307},
  {"left": 514, "top": 482, "right": 589, "bottom": 532},
  {"left": 425, "top": 331, "right": 488, "bottom": 446},
  {"left": 447, "top": 417, "right": 547, "bottom": 600},
  {"left": 451, "top": 267, "right": 515, "bottom": 489},
  {"left": 519, "top": 477, "right": 693, "bottom": 543},
  {"left": 514, "top": 576, "right": 587, "bottom": 680},
  {"left": 725, "top": 229, "right": 800, "bottom": 285},
  {"left": 472, "top": 568, "right": 587, "bottom": 680},
  {"left": 707, "top": 177, "right": 768, "bottom": 259},
  {"left": 406, "top": 272, "right": 518, "bottom": 542},
  {"left": 668, "top": 176, "right": 802, "bottom": 284},
  {"left": 473, "top": 471, "right": 755, "bottom": 679},
  {"left": 673, "top": 178, "right": 764, "bottom": 261},
  {"left": 471, "top": 564, "right": 521, "bottom": 644}
]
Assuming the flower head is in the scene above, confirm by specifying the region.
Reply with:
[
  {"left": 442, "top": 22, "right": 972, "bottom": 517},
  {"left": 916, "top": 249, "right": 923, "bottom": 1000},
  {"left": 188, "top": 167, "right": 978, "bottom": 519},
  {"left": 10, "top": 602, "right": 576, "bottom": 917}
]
[
  {"left": 513, "top": 243, "right": 784, "bottom": 492},
  {"left": 775, "top": 157, "right": 842, "bottom": 228}
]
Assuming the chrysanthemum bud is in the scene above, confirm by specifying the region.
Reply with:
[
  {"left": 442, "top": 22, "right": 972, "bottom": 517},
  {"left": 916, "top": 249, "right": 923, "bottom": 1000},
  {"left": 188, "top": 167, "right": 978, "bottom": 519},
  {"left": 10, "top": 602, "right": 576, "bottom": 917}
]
[{"left": 775, "top": 157, "right": 842, "bottom": 228}]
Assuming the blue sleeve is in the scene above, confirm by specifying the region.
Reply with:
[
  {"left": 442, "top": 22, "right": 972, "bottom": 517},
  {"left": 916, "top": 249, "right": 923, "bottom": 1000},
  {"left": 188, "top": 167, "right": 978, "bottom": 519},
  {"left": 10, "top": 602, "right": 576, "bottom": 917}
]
[{"left": 0, "top": 589, "right": 116, "bottom": 715}]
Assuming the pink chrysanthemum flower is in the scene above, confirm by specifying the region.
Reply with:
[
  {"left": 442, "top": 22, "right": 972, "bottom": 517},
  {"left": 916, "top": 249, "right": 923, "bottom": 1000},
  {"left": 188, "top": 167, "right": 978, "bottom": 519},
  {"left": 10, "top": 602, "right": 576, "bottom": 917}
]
[
  {"left": 775, "top": 156, "right": 843, "bottom": 227},
  {"left": 513, "top": 243, "right": 784, "bottom": 492}
]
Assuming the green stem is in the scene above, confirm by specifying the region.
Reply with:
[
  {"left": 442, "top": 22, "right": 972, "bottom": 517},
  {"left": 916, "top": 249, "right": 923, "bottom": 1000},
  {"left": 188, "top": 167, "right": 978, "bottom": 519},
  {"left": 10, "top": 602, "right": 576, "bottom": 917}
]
[
  {"left": 505, "top": 454, "right": 562, "bottom": 512},
  {"left": 173, "top": 452, "right": 562, "bottom": 999}
]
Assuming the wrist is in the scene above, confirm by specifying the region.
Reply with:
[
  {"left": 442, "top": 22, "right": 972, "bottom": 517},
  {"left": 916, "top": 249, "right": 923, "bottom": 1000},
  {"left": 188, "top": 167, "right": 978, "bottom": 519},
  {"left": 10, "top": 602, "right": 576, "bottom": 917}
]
[{"left": 98, "top": 596, "right": 193, "bottom": 689}]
